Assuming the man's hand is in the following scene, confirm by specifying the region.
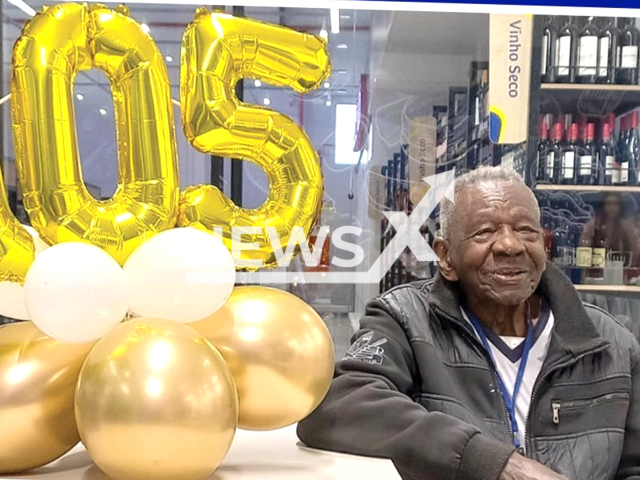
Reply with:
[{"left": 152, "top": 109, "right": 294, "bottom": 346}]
[{"left": 500, "top": 453, "right": 569, "bottom": 480}]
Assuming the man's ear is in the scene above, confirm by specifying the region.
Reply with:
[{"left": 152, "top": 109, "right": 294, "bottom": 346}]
[{"left": 433, "top": 238, "right": 459, "bottom": 282}]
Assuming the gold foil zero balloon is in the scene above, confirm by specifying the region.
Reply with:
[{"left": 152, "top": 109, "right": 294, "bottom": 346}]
[
  {"left": 0, "top": 321, "right": 92, "bottom": 473},
  {"left": 179, "top": 10, "right": 329, "bottom": 269},
  {"left": 190, "top": 286, "right": 335, "bottom": 430},
  {"left": 75, "top": 318, "right": 238, "bottom": 480},
  {"left": 11, "top": 3, "right": 180, "bottom": 265}
]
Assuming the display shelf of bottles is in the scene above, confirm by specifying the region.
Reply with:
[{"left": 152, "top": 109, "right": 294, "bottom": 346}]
[
  {"left": 574, "top": 284, "right": 640, "bottom": 292},
  {"left": 534, "top": 184, "right": 640, "bottom": 192}
]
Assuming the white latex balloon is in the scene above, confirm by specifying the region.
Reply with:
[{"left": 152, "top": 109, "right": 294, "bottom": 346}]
[
  {"left": 124, "top": 227, "right": 235, "bottom": 323},
  {"left": 24, "top": 225, "right": 49, "bottom": 255},
  {"left": 0, "top": 225, "right": 50, "bottom": 320},
  {"left": 24, "top": 242, "right": 128, "bottom": 343}
]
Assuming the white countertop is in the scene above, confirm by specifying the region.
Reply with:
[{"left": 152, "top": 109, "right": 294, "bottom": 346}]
[{"left": 2, "top": 425, "right": 401, "bottom": 480}]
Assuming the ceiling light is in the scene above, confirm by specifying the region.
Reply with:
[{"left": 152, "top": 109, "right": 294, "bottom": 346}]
[
  {"left": 319, "top": 29, "right": 328, "bottom": 39},
  {"left": 6, "top": 0, "right": 35, "bottom": 17},
  {"left": 165, "top": 55, "right": 173, "bottom": 63},
  {"left": 254, "top": 79, "right": 262, "bottom": 87},
  {"left": 335, "top": 69, "right": 347, "bottom": 74},
  {"left": 99, "top": 108, "right": 107, "bottom": 116},
  {"left": 324, "top": 82, "right": 331, "bottom": 89},
  {"left": 263, "top": 98, "right": 271, "bottom": 106},
  {"left": 325, "top": 99, "right": 332, "bottom": 107},
  {"left": 340, "top": 14, "right": 351, "bottom": 19},
  {"left": 337, "top": 43, "right": 348, "bottom": 49},
  {"left": 141, "top": 23, "right": 150, "bottom": 33},
  {"left": 76, "top": 93, "right": 84, "bottom": 101},
  {"left": 337, "top": 89, "right": 348, "bottom": 94},
  {"left": 330, "top": 8, "right": 340, "bottom": 34}
]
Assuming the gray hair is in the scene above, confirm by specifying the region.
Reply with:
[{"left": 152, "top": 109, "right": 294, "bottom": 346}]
[{"left": 440, "top": 166, "right": 540, "bottom": 240}]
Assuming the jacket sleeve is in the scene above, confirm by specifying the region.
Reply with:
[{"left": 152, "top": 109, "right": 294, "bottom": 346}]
[
  {"left": 616, "top": 341, "right": 640, "bottom": 480},
  {"left": 297, "top": 297, "right": 514, "bottom": 480}
]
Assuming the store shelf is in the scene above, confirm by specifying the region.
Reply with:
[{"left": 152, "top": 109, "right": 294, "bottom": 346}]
[
  {"left": 539, "top": 83, "right": 640, "bottom": 116},
  {"left": 541, "top": 84, "right": 640, "bottom": 92},
  {"left": 534, "top": 185, "right": 640, "bottom": 193},
  {"left": 574, "top": 284, "right": 640, "bottom": 293}
]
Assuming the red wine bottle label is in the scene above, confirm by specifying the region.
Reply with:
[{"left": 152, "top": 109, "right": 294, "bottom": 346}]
[
  {"left": 578, "top": 36, "right": 598, "bottom": 75},
  {"left": 557, "top": 36, "right": 572, "bottom": 75},
  {"left": 562, "top": 151, "right": 575, "bottom": 179},
  {"left": 542, "top": 35, "right": 549, "bottom": 75},
  {"left": 621, "top": 45, "right": 639, "bottom": 68},
  {"left": 579, "top": 155, "right": 592, "bottom": 175},
  {"left": 598, "top": 37, "right": 610, "bottom": 77},
  {"left": 621, "top": 161, "right": 630, "bottom": 182},
  {"left": 546, "top": 152, "right": 555, "bottom": 177},
  {"left": 613, "top": 161, "right": 622, "bottom": 184}
]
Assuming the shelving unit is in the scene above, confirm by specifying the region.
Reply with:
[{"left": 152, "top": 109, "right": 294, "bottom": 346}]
[
  {"left": 574, "top": 284, "right": 640, "bottom": 293},
  {"left": 534, "top": 185, "right": 640, "bottom": 192},
  {"left": 527, "top": 17, "right": 640, "bottom": 318},
  {"left": 538, "top": 83, "right": 640, "bottom": 116}
]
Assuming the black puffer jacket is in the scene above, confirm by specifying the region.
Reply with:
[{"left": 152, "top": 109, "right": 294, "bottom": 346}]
[{"left": 298, "top": 263, "right": 640, "bottom": 480}]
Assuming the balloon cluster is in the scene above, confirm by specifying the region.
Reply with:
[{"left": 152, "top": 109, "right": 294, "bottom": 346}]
[
  {"left": 0, "top": 4, "right": 335, "bottom": 480},
  {"left": 0, "top": 229, "right": 334, "bottom": 480}
]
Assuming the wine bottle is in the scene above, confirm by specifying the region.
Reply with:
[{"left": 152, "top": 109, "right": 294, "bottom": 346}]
[
  {"left": 556, "top": 17, "right": 579, "bottom": 83},
  {"left": 592, "top": 227, "right": 607, "bottom": 268},
  {"left": 620, "top": 113, "right": 634, "bottom": 185},
  {"left": 542, "top": 16, "right": 559, "bottom": 83},
  {"left": 597, "top": 17, "right": 619, "bottom": 84},
  {"left": 560, "top": 123, "right": 579, "bottom": 184},
  {"left": 615, "top": 115, "right": 627, "bottom": 185},
  {"left": 553, "top": 222, "right": 573, "bottom": 268},
  {"left": 577, "top": 16, "right": 600, "bottom": 83},
  {"left": 617, "top": 17, "right": 640, "bottom": 85},
  {"left": 537, "top": 120, "right": 551, "bottom": 182},
  {"left": 549, "top": 123, "right": 564, "bottom": 183},
  {"left": 578, "top": 123, "right": 597, "bottom": 184},
  {"left": 628, "top": 111, "right": 639, "bottom": 185},
  {"left": 599, "top": 122, "right": 616, "bottom": 185}
]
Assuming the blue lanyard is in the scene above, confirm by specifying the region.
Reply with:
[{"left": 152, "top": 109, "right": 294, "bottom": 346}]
[{"left": 464, "top": 305, "right": 535, "bottom": 452}]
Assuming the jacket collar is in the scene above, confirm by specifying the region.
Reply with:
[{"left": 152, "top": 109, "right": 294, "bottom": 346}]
[{"left": 427, "top": 262, "right": 608, "bottom": 359}]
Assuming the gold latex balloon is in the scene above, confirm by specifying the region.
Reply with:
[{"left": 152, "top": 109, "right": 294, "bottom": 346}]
[
  {"left": 11, "top": 3, "right": 179, "bottom": 265},
  {"left": 75, "top": 318, "right": 238, "bottom": 480},
  {"left": 190, "top": 286, "right": 334, "bottom": 430},
  {"left": 179, "top": 11, "right": 329, "bottom": 269},
  {"left": 0, "top": 321, "right": 92, "bottom": 473}
]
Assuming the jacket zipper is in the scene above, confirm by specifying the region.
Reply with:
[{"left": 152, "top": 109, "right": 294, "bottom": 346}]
[
  {"left": 433, "top": 307, "right": 514, "bottom": 444},
  {"left": 551, "top": 392, "right": 629, "bottom": 424},
  {"left": 524, "top": 343, "right": 611, "bottom": 454}
]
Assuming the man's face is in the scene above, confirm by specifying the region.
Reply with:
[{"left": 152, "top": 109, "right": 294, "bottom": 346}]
[{"left": 437, "top": 182, "right": 547, "bottom": 307}]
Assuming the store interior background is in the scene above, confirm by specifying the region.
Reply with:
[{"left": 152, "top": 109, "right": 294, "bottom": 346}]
[{"left": 2, "top": 3, "right": 636, "bottom": 356}]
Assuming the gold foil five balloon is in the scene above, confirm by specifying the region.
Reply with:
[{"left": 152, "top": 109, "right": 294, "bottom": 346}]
[{"left": 179, "top": 10, "right": 329, "bottom": 269}]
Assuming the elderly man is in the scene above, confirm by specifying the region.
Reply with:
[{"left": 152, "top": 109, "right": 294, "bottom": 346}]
[{"left": 298, "top": 167, "right": 640, "bottom": 480}]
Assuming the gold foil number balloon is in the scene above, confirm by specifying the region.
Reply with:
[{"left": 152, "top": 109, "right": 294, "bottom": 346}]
[
  {"left": 179, "top": 10, "right": 329, "bottom": 269},
  {"left": 0, "top": 322, "right": 92, "bottom": 473},
  {"left": 0, "top": 168, "right": 34, "bottom": 284},
  {"left": 191, "top": 286, "right": 335, "bottom": 430},
  {"left": 75, "top": 318, "right": 238, "bottom": 480},
  {"left": 11, "top": 3, "right": 179, "bottom": 265}
]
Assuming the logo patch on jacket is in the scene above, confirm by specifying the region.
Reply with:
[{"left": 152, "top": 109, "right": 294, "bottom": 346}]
[{"left": 344, "top": 332, "right": 388, "bottom": 365}]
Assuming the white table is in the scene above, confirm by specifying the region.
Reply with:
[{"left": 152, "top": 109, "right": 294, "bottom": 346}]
[{"left": 2, "top": 425, "right": 401, "bottom": 480}]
